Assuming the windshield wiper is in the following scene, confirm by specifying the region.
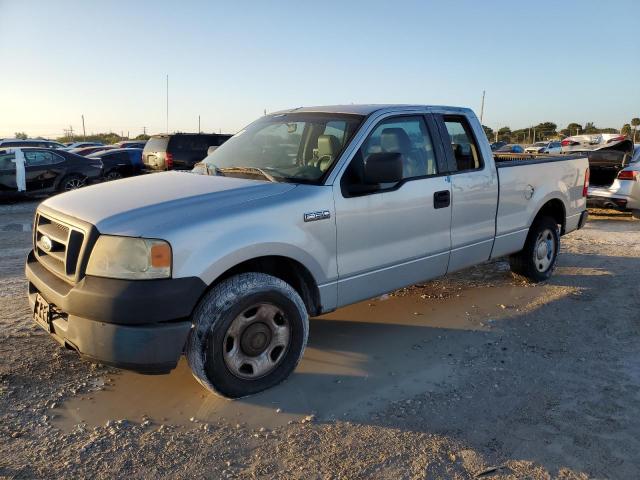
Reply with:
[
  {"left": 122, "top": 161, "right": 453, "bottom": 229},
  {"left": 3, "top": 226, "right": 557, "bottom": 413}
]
[{"left": 217, "top": 166, "right": 277, "bottom": 182}]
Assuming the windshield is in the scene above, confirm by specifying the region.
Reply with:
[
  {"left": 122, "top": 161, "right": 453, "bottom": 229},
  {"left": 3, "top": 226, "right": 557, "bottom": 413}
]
[{"left": 202, "top": 113, "right": 363, "bottom": 184}]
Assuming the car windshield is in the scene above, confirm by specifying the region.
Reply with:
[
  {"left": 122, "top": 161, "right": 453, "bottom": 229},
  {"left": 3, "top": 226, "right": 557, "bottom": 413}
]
[{"left": 202, "top": 113, "right": 363, "bottom": 184}]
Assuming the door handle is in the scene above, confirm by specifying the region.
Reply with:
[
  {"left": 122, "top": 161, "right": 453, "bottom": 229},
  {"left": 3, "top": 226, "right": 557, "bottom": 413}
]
[{"left": 434, "top": 190, "right": 450, "bottom": 209}]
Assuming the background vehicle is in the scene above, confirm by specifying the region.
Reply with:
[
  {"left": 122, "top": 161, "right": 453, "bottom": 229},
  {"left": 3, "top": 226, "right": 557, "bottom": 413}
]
[
  {"left": 69, "top": 145, "right": 115, "bottom": 156},
  {"left": 62, "top": 141, "right": 104, "bottom": 150},
  {"left": 525, "top": 141, "right": 562, "bottom": 154},
  {"left": 587, "top": 142, "right": 640, "bottom": 218},
  {"left": 87, "top": 148, "right": 144, "bottom": 180},
  {"left": 561, "top": 134, "right": 627, "bottom": 153},
  {"left": 112, "top": 140, "right": 147, "bottom": 149},
  {"left": 142, "top": 133, "right": 232, "bottom": 171},
  {"left": 490, "top": 141, "right": 507, "bottom": 151},
  {"left": 0, "top": 139, "right": 66, "bottom": 149},
  {"left": 0, "top": 147, "right": 102, "bottom": 195},
  {"left": 26, "top": 105, "right": 588, "bottom": 399},
  {"left": 495, "top": 144, "right": 524, "bottom": 153}
]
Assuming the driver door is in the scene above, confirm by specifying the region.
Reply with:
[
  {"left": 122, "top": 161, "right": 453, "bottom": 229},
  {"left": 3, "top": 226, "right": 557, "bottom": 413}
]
[{"left": 333, "top": 114, "right": 452, "bottom": 306}]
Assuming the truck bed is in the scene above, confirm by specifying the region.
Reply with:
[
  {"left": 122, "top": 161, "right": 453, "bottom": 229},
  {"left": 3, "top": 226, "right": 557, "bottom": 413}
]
[{"left": 490, "top": 154, "right": 589, "bottom": 260}]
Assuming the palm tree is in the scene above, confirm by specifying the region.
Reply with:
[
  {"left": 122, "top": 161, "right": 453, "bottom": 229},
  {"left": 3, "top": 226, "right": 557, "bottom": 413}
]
[{"left": 631, "top": 118, "right": 640, "bottom": 143}]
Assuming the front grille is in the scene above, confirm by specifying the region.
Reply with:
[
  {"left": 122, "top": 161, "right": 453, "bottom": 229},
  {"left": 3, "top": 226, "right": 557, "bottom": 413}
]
[{"left": 34, "top": 212, "right": 86, "bottom": 283}]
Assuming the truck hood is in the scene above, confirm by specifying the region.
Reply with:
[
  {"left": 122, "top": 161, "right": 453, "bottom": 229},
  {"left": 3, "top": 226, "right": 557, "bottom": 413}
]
[{"left": 41, "top": 171, "right": 296, "bottom": 235}]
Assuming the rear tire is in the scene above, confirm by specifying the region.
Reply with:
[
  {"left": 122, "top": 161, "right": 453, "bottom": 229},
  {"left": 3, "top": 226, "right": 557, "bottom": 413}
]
[
  {"left": 58, "top": 174, "right": 86, "bottom": 192},
  {"left": 186, "top": 272, "right": 309, "bottom": 398},
  {"left": 509, "top": 216, "right": 560, "bottom": 282},
  {"left": 105, "top": 170, "right": 123, "bottom": 181}
]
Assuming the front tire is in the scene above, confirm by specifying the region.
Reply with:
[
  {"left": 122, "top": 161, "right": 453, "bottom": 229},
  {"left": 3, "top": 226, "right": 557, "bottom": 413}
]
[
  {"left": 187, "top": 272, "right": 309, "bottom": 398},
  {"left": 509, "top": 216, "right": 560, "bottom": 282}
]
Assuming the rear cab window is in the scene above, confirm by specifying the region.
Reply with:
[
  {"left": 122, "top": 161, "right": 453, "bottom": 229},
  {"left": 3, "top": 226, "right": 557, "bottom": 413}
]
[{"left": 440, "top": 116, "right": 484, "bottom": 173}]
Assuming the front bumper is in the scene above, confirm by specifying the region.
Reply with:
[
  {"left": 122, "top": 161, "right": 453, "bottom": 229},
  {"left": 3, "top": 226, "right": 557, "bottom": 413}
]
[{"left": 26, "top": 250, "right": 207, "bottom": 373}]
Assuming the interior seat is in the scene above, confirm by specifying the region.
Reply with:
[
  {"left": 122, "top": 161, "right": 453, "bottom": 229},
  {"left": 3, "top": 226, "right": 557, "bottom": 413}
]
[
  {"left": 315, "top": 134, "right": 340, "bottom": 172},
  {"left": 380, "top": 128, "right": 427, "bottom": 178}
]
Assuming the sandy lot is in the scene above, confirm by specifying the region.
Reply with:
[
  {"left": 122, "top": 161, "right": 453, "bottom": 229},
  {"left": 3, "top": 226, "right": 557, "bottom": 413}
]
[{"left": 1, "top": 201, "right": 639, "bottom": 479}]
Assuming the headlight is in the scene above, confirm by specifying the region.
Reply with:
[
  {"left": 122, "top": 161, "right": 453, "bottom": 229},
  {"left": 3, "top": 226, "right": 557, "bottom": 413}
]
[{"left": 86, "top": 236, "right": 172, "bottom": 279}]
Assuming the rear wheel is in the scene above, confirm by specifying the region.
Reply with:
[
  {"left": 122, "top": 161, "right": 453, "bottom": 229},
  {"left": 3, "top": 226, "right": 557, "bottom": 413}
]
[
  {"left": 187, "top": 272, "right": 309, "bottom": 398},
  {"left": 58, "top": 174, "right": 86, "bottom": 192},
  {"left": 509, "top": 216, "right": 560, "bottom": 282},
  {"left": 105, "top": 170, "right": 123, "bottom": 181}
]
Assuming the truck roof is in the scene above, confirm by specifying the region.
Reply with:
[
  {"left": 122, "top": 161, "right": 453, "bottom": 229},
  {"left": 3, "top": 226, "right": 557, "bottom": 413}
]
[{"left": 270, "top": 104, "right": 474, "bottom": 116}]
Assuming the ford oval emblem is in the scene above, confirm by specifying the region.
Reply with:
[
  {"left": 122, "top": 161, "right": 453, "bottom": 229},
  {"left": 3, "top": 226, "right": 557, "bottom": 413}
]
[{"left": 41, "top": 235, "right": 53, "bottom": 252}]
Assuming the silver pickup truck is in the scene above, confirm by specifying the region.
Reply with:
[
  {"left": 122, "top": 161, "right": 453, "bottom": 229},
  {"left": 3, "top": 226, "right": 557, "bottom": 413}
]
[{"left": 26, "top": 105, "right": 589, "bottom": 397}]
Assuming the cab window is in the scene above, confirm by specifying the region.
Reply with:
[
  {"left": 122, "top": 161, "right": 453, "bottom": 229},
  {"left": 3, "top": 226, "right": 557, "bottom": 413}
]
[
  {"left": 342, "top": 116, "right": 438, "bottom": 196},
  {"left": 442, "top": 117, "right": 483, "bottom": 171}
]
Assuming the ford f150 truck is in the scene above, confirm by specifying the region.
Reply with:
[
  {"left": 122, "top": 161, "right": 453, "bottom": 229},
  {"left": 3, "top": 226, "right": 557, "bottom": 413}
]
[{"left": 26, "top": 105, "right": 589, "bottom": 398}]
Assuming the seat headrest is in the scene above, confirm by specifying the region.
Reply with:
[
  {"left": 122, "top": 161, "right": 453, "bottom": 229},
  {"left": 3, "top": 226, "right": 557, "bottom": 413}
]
[
  {"left": 380, "top": 128, "right": 411, "bottom": 153},
  {"left": 317, "top": 135, "right": 340, "bottom": 158}
]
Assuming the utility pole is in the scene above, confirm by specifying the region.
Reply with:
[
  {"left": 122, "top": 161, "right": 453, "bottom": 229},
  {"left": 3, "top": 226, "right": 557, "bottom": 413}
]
[
  {"left": 198, "top": 115, "right": 201, "bottom": 133},
  {"left": 142, "top": 126, "right": 146, "bottom": 136},
  {"left": 166, "top": 74, "right": 169, "bottom": 134},
  {"left": 81, "top": 115, "right": 86, "bottom": 140},
  {"left": 69, "top": 125, "right": 74, "bottom": 141},
  {"left": 533, "top": 127, "right": 536, "bottom": 143},
  {"left": 479, "top": 90, "right": 485, "bottom": 125}
]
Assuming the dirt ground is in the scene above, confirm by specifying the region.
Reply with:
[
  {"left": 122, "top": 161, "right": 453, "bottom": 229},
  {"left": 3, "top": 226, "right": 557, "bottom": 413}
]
[{"left": 1, "top": 200, "right": 639, "bottom": 479}]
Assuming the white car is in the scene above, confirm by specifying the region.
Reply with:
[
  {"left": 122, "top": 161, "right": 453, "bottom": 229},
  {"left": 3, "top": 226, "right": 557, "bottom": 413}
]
[
  {"left": 588, "top": 144, "right": 640, "bottom": 219},
  {"left": 525, "top": 141, "right": 562, "bottom": 154}
]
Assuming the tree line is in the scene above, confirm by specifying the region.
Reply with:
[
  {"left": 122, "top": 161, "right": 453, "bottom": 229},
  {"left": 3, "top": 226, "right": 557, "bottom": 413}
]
[{"left": 483, "top": 117, "right": 640, "bottom": 144}]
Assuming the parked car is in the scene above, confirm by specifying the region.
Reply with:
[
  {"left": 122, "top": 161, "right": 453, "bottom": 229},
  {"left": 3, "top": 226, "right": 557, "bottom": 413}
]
[
  {"left": 63, "top": 141, "right": 104, "bottom": 150},
  {"left": 0, "top": 139, "right": 66, "bottom": 149},
  {"left": 490, "top": 141, "right": 507, "bottom": 151},
  {"left": 495, "top": 144, "right": 525, "bottom": 153},
  {"left": 112, "top": 140, "right": 147, "bottom": 149},
  {"left": 561, "top": 134, "right": 627, "bottom": 153},
  {"left": 525, "top": 141, "right": 562, "bottom": 154},
  {"left": 69, "top": 146, "right": 115, "bottom": 156},
  {"left": 87, "top": 148, "right": 144, "bottom": 181},
  {"left": 142, "top": 133, "right": 232, "bottom": 171},
  {"left": 26, "top": 104, "right": 588, "bottom": 398},
  {"left": 0, "top": 147, "right": 102, "bottom": 195},
  {"left": 587, "top": 141, "right": 639, "bottom": 219}
]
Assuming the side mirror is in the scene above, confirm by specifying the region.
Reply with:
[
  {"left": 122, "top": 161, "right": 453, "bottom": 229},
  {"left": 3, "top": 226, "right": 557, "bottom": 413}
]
[{"left": 363, "top": 152, "right": 403, "bottom": 184}]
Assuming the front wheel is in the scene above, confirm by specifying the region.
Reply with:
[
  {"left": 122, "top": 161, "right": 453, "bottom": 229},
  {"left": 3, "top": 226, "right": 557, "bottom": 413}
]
[
  {"left": 509, "top": 216, "right": 560, "bottom": 282},
  {"left": 187, "top": 272, "right": 309, "bottom": 398}
]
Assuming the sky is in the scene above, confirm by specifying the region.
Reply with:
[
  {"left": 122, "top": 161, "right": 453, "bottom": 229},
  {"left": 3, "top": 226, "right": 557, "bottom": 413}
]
[{"left": 1, "top": 0, "right": 638, "bottom": 139}]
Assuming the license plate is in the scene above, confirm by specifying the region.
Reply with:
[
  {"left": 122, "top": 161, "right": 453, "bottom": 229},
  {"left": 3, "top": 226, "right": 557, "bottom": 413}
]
[{"left": 33, "top": 293, "right": 51, "bottom": 332}]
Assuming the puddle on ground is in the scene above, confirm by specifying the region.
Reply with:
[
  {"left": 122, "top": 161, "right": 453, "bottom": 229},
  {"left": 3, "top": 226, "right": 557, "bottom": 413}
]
[{"left": 52, "top": 281, "right": 543, "bottom": 431}]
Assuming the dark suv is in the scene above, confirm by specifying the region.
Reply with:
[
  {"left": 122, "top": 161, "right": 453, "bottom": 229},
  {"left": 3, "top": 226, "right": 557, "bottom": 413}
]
[{"left": 142, "top": 133, "right": 232, "bottom": 171}]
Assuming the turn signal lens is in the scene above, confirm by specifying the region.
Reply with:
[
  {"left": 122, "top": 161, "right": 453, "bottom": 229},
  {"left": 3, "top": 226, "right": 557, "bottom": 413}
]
[{"left": 151, "top": 243, "right": 171, "bottom": 268}]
